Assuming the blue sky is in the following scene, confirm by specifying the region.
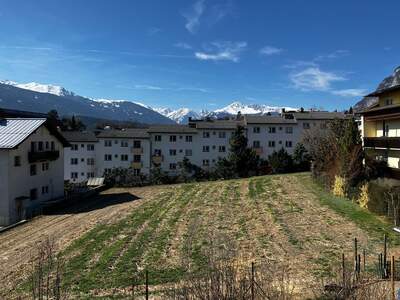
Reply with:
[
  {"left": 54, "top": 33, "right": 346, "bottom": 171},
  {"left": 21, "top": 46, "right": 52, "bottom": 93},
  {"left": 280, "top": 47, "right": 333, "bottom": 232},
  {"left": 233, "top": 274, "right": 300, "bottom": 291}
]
[{"left": 0, "top": 0, "right": 399, "bottom": 111}]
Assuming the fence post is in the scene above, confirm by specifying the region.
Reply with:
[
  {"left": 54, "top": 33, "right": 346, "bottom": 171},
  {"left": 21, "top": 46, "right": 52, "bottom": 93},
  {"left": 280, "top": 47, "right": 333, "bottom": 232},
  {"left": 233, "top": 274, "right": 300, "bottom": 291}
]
[
  {"left": 251, "top": 262, "right": 255, "bottom": 300},
  {"left": 391, "top": 256, "right": 395, "bottom": 300},
  {"left": 342, "top": 253, "right": 346, "bottom": 288},
  {"left": 145, "top": 270, "right": 149, "bottom": 300},
  {"left": 384, "top": 234, "right": 388, "bottom": 277},
  {"left": 363, "top": 249, "right": 366, "bottom": 272}
]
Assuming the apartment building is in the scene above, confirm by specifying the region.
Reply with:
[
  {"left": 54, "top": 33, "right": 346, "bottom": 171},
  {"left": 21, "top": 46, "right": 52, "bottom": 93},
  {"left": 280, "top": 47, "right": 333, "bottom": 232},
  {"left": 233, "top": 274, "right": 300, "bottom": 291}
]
[
  {"left": 96, "top": 128, "right": 151, "bottom": 177},
  {"left": 63, "top": 131, "right": 99, "bottom": 183},
  {"left": 360, "top": 68, "right": 400, "bottom": 178},
  {"left": 0, "top": 117, "right": 68, "bottom": 226}
]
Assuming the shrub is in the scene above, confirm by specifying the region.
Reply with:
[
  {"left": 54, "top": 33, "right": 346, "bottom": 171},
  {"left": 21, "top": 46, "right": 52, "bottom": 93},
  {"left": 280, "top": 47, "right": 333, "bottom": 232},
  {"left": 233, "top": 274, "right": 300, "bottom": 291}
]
[
  {"left": 358, "top": 183, "right": 370, "bottom": 209},
  {"left": 268, "top": 148, "right": 294, "bottom": 174},
  {"left": 332, "top": 175, "right": 346, "bottom": 197}
]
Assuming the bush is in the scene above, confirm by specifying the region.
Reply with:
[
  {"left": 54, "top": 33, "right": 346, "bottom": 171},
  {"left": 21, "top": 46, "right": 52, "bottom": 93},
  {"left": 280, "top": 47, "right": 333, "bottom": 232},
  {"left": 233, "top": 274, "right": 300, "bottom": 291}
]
[
  {"left": 268, "top": 148, "right": 294, "bottom": 174},
  {"left": 358, "top": 183, "right": 370, "bottom": 209},
  {"left": 332, "top": 175, "right": 346, "bottom": 197}
]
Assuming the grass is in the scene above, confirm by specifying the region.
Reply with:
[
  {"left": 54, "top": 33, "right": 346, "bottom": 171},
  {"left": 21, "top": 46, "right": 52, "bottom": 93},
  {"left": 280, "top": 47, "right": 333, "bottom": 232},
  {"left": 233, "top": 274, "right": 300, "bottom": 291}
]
[{"left": 17, "top": 173, "right": 400, "bottom": 298}]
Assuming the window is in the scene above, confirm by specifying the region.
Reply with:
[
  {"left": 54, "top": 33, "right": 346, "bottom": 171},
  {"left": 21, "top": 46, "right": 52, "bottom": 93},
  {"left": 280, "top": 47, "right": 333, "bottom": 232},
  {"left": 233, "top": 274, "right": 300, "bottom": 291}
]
[
  {"left": 104, "top": 154, "right": 112, "bottom": 161},
  {"left": 87, "top": 158, "right": 95, "bottom": 165},
  {"left": 42, "top": 186, "right": 49, "bottom": 194},
  {"left": 114, "top": 140, "right": 119, "bottom": 144},
  {"left": 71, "top": 144, "right": 78, "bottom": 151},
  {"left": 30, "top": 164, "right": 37, "bottom": 176},
  {"left": 121, "top": 154, "right": 129, "bottom": 161},
  {"left": 202, "top": 146, "right": 210, "bottom": 152},
  {"left": 42, "top": 162, "right": 49, "bottom": 171},
  {"left": 155, "top": 135, "right": 162, "bottom": 142},
  {"left": 14, "top": 156, "right": 21, "bottom": 167},
  {"left": 133, "top": 140, "right": 141, "bottom": 148},
  {"left": 51, "top": 141, "right": 55, "bottom": 151},
  {"left": 253, "top": 141, "right": 260, "bottom": 148},
  {"left": 285, "top": 141, "right": 293, "bottom": 148},
  {"left": 253, "top": 127, "right": 260, "bottom": 133},
  {"left": 268, "top": 141, "right": 275, "bottom": 147},
  {"left": 185, "top": 149, "right": 192, "bottom": 156},
  {"left": 219, "top": 146, "right": 226, "bottom": 152},
  {"left": 121, "top": 140, "right": 128, "bottom": 147},
  {"left": 45, "top": 141, "right": 49, "bottom": 150},
  {"left": 303, "top": 123, "right": 310, "bottom": 129},
  {"left": 104, "top": 140, "right": 112, "bottom": 147},
  {"left": 202, "top": 159, "right": 210, "bottom": 166},
  {"left": 81, "top": 158, "right": 85, "bottom": 162},
  {"left": 38, "top": 141, "right": 43, "bottom": 151},
  {"left": 154, "top": 149, "right": 162, "bottom": 156},
  {"left": 268, "top": 127, "right": 276, "bottom": 133},
  {"left": 169, "top": 149, "right": 177, "bottom": 156},
  {"left": 71, "top": 172, "right": 78, "bottom": 179},
  {"left": 385, "top": 98, "right": 393, "bottom": 106},
  {"left": 31, "top": 141, "right": 36, "bottom": 152},
  {"left": 71, "top": 158, "right": 78, "bottom": 165},
  {"left": 285, "top": 127, "right": 293, "bottom": 134},
  {"left": 320, "top": 122, "right": 327, "bottom": 129},
  {"left": 186, "top": 135, "right": 193, "bottom": 142},
  {"left": 170, "top": 135, "right": 177, "bottom": 142},
  {"left": 133, "top": 155, "right": 141, "bottom": 162},
  {"left": 133, "top": 169, "right": 141, "bottom": 176},
  {"left": 218, "top": 132, "right": 226, "bottom": 138},
  {"left": 169, "top": 163, "right": 177, "bottom": 170},
  {"left": 87, "top": 172, "right": 95, "bottom": 178},
  {"left": 30, "top": 188, "right": 38, "bottom": 200},
  {"left": 115, "top": 154, "right": 118, "bottom": 158},
  {"left": 203, "top": 132, "right": 210, "bottom": 138},
  {"left": 87, "top": 144, "right": 95, "bottom": 151}
]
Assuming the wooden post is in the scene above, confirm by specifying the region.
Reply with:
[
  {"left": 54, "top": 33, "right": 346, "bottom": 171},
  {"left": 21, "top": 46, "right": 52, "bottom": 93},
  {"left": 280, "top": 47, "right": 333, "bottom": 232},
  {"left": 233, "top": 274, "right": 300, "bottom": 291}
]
[
  {"left": 391, "top": 256, "right": 395, "bottom": 300},
  {"left": 251, "top": 262, "right": 255, "bottom": 300},
  {"left": 363, "top": 249, "right": 366, "bottom": 272},
  {"left": 354, "top": 238, "right": 358, "bottom": 272},
  {"left": 342, "top": 253, "right": 346, "bottom": 288},
  {"left": 145, "top": 270, "right": 149, "bottom": 300},
  {"left": 384, "top": 234, "right": 388, "bottom": 276}
]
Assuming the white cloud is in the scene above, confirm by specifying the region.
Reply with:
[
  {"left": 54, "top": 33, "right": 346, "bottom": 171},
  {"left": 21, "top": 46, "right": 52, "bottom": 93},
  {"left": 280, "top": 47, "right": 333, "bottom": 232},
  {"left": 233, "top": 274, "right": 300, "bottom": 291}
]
[
  {"left": 315, "top": 49, "right": 349, "bottom": 61},
  {"left": 331, "top": 89, "right": 367, "bottom": 97},
  {"left": 182, "top": 0, "right": 205, "bottom": 34},
  {"left": 118, "top": 84, "right": 208, "bottom": 93},
  {"left": 133, "top": 84, "right": 163, "bottom": 90},
  {"left": 175, "top": 42, "right": 192, "bottom": 50},
  {"left": 260, "top": 46, "right": 284, "bottom": 56},
  {"left": 147, "top": 27, "right": 162, "bottom": 36},
  {"left": 283, "top": 60, "right": 318, "bottom": 69},
  {"left": 195, "top": 41, "right": 247, "bottom": 62},
  {"left": 290, "top": 67, "right": 346, "bottom": 91}
]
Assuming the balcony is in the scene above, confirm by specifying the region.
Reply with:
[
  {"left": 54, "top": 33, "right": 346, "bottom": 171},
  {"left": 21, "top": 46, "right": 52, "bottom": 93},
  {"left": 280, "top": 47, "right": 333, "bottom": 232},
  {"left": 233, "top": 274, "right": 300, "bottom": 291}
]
[
  {"left": 152, "top": 155, "right": 163, "bottom": 165},
  {"left": 364, "top": 137, "right": 400, "bottom": 149},
  {"left": 131, "top": 147, "right": 143, "bottom": 155},
  {"left": 131, "top": 162, "right": 142, "bottom": 169},
  {"left": 253, "top": 147, "right": 263, "bottom": 155},
  {"left": 28, "top": 150, "right": 60, "bottom": 163}
]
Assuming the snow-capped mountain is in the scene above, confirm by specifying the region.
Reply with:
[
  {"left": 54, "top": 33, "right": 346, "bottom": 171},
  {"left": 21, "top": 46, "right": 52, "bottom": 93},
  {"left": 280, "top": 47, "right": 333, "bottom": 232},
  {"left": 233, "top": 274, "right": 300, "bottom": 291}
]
[
  {"left": 0, "top": 80, "right": 174, "bottom": 124},
  {"left": 156, "top": 101, "right": 298, "bottom": 123},
  {"left": 0, "top": 80, "right": 75, "bottom": 97}
]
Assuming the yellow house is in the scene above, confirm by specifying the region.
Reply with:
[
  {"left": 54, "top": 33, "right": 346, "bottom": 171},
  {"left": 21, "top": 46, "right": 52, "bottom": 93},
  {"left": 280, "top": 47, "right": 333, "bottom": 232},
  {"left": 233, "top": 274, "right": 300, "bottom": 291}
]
[{"left": 361, "top": 67, "right": 400, "bottom": 178}]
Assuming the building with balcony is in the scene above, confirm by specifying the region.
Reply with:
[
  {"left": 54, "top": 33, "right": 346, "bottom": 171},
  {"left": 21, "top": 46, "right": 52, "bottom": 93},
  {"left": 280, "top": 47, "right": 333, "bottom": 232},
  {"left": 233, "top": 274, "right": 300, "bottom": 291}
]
[
  {"left": 0, "top": 117, "right": 69, "bottom": 226},
  {"left": 63, "top": 131, "right": 99, "bottom": 183},
  {"left": 360, "top": 67, "right": 400, "bottom": 179}
]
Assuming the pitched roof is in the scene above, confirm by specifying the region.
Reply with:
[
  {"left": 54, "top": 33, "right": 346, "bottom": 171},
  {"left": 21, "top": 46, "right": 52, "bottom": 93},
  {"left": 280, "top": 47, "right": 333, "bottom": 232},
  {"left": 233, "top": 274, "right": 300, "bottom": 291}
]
[
  {"left": 97, "top": 128, "right": 149, "bottom": 139},
  {"left": 61, "top": 131, "right": 98, "bottom": 142},
  {"left": 0, "top": 118, "right": 46, "bottom": 149},
  {"left": 289, "top": 111, "right": 347, "bottom": 120},
  {"left": 193, "top": 120, "right": 242, "bottom": 129},
  {"left": 244, "top": 115, "right": 297, "bottom": 124},
  {"left": 148, "top": 125, "right": 198, "bottom": 133}
]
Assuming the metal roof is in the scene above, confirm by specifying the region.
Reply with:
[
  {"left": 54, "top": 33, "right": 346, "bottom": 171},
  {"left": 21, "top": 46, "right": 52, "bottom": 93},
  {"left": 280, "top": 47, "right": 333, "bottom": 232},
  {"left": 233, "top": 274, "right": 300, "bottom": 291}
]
[
  {"left": 0, "top": 118, "right": 46, "bottom": 149},
  {"left": 244, "top": 115, "right": 297, "bottom": 124},
  {"left": 288, "top": 111, "right": 348, "bottom": 120},
  {"left": 148, "top": 125, "right": 198, "bottom": 133},
  {"left": 61, "top": 131, "right": 99, "bottom": 142},
  {"left": 194, "top": 120, "right": 242, "bottom": 130}
]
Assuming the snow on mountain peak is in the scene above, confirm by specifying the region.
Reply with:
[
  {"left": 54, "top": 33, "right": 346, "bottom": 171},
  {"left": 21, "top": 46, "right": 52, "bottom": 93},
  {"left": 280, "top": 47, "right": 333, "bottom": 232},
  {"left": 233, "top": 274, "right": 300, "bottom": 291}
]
[{"left": 0, "top": 80, "right": 74, "bottom": 97}]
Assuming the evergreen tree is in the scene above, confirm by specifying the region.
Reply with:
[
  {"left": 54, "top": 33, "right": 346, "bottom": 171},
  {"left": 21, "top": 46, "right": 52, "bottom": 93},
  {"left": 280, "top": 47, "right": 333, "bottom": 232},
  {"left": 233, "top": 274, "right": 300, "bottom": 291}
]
[
  {"left": 268, "top": 148, "right": 293, "bottom": 174},
  {"left": 293, "top": 143, "right": 311, "bottom": 171}
]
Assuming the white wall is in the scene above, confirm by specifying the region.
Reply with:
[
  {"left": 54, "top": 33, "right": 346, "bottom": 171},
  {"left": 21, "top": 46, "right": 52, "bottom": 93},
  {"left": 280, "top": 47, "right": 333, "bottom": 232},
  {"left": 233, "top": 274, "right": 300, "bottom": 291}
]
[
  {"left": 64, "top": 142, "right": 97, "bottom": 182},
  {"left": 0, "top": 150, "right": 10, "bottom": 225}
]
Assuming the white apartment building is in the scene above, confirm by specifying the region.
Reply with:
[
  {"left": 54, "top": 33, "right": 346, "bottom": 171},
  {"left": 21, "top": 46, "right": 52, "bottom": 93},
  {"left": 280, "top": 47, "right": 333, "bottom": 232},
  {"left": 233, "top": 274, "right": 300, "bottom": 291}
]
[
  {"left": 96, "top": 129, "right": 151, "bottom": 177},
  {"left": 63, "top": 131, "right": 99, "bottom": 183},
  {"left": 0, "top": 118, "right": 68, "bottom": 226}
]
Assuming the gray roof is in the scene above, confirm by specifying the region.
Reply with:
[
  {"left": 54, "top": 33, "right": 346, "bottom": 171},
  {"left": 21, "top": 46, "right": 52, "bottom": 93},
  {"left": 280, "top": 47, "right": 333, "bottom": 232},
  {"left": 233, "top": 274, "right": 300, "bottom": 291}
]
[
  {"left": 193, "top": 120, "right": 242, "bottom": 130},
  {"left": 0, "top": 118, "right": 46, "bottom": 149},
  {"left": 148, "top": 125, "right": 198, "bottom": 133},
  {"left": 97, "top": 128, "right": 149, "bottom": 139},
  {"left": 61, "top": 131, "right": 98, "bottom": 143},
  {"left": 245, "top": 115, "right": 297, "bottom": 124},
  {"left": 289, "top": 111, "right": 347, "bottom": 120}
]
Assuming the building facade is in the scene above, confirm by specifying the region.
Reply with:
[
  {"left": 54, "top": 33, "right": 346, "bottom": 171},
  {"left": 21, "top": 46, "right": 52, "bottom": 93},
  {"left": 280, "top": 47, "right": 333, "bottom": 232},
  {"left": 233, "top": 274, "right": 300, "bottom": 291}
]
[{"left": 0, "top": 118, "right": 68, "bottom": 226}]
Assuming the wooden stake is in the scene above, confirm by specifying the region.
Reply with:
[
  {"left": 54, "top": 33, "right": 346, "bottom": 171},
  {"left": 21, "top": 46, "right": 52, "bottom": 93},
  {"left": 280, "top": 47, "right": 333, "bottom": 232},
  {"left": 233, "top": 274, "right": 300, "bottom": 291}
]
[
  {"left": 391, "top": 256, "right": 395, "bottom": 300},
  {"left": 363, "top": 249, "right": 366, "bottom": 272},
  {"left": 342, "top": 253, "right": 346, "bottom": 288},
  {"left": 145, "top": 270, "right": 149, "bottom": 300},
  {"left": 251, "top": 262, "right": 255, "bottom": 300}
]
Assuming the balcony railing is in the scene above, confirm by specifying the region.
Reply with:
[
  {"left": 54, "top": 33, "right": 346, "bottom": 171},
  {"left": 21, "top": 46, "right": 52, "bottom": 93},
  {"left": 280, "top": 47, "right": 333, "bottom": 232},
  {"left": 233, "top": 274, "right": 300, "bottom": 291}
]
[
  {"left": 152, "top": 155, "right": 163, "bottom": 165},
  {"left": 131, "top": 162, "right": 142, "bottom": 169},
  {"left": 253, "top": 147, "right": 263, "bottom": 155},
  {"left": 28, "top": 150, "right": 60, "bottom": 163},
  {"left": 364, "top": 137, "right": 400, "bottom": 149},
  {"left": 131, "top": 147, "right": 143, "bottom": 155}
]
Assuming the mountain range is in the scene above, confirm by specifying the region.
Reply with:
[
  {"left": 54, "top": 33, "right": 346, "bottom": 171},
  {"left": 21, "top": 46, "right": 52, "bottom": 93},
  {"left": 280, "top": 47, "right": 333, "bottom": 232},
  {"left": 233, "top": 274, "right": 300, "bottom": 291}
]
[{"left": 0, "top": 79, "right": 298, "bottom": 124}]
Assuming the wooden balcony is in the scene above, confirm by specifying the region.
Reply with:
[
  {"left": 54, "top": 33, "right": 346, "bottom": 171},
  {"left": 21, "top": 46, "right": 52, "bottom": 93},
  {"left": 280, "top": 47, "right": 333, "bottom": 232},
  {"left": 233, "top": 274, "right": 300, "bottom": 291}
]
[
  {"left": 253, "top": 147, "right": 263, "bottom": 155},
  {"left": 131, "top": 162, "right": 142, "bottom": 169},
  {"left": 152, "top": 155, "right": 163, "bottom": 165},
  {"left": 364, "top": 137, "right": 400, "bottom": 149},
  {"left": 28, "top": 150, "right": 59, "bottom": 163},
  {"left": 386, "top": 167, "right": 400, "bottom": 180},
  {"left": 131, "top": 147, "right": 143, "bottom": 155}
]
